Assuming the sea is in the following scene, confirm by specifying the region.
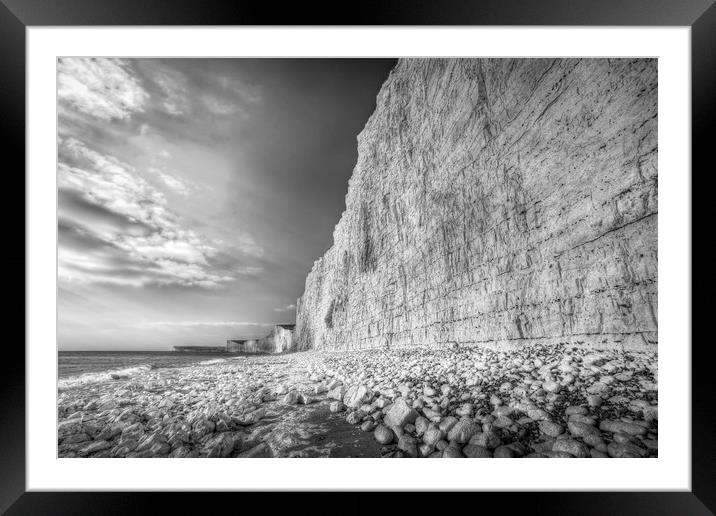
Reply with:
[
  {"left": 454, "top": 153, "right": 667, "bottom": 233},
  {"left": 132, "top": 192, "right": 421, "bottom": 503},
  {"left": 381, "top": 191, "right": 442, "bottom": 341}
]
[{"left": 57, "top": 350, "right": 241, "bottom": 390}]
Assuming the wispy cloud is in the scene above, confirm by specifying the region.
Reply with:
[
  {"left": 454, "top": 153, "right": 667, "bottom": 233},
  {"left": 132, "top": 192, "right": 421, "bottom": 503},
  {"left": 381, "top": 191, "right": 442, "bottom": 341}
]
[
  {"left": 58, "top": 138, "right": 259, "bottom": 287},
  {"left": 273, "top": 303, "right": 296, "bottom": 312},
  {"left": 202, "top": 95, "right": 244, "bottom": 116},
  {"left": 149, "top": 167, "right": 192, "bottom": 195},
  {"left": 214, "top": 75, "right": 263, "bottom": 105},
  {"left": 58, "top": 58, "right": 149, "bottom": 120},
  {"left": 202, "top": 74, "right": 262, "bottom": 116},
  {"left": 149, "top": 65, "right": 191, "bottom": 116}
]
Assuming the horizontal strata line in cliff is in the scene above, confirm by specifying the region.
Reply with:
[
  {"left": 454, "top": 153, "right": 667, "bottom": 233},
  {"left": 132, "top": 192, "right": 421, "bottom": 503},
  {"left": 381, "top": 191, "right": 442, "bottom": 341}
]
[{"left": 295, "top": 58, "right": 658, "bottom": 352}]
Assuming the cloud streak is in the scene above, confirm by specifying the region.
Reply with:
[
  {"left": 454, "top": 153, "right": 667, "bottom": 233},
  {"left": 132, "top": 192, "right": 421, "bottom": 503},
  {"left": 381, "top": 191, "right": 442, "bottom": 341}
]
[
  {"left": 148, "top": 64, "right": 191, "bottom": 116},
  {"left": 58, "top": 58, "right": 149, "bottom": 120},
  {"left": 58, "top": 137, "right": 258, "bottom": 287}
]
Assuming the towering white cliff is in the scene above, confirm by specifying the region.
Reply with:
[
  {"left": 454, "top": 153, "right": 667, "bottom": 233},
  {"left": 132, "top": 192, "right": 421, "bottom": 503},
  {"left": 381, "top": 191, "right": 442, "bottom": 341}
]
[{"left": 295, "top": 58, "right": 657, "bottom": 351}]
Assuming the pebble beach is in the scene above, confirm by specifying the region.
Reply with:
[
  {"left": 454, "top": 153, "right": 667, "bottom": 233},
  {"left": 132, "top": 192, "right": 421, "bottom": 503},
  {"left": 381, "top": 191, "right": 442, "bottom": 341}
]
[{"left": 58, "top": 345, "right": 658, "bottom": 458}]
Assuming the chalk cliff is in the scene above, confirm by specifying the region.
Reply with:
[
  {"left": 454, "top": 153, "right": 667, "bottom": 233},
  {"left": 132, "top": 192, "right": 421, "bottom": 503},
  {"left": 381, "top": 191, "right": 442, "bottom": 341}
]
[{"left": 295, "top": 58, "right": 657, "bottom": 351}]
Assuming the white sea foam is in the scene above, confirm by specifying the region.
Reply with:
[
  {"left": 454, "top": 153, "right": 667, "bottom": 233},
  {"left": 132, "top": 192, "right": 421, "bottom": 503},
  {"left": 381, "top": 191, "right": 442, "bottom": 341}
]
[
  {"left": 198, "top": 358, "right": 227, "bottom": 365},
  {"left": 58, "top": 364, "right": 153, "bottom": 391}
]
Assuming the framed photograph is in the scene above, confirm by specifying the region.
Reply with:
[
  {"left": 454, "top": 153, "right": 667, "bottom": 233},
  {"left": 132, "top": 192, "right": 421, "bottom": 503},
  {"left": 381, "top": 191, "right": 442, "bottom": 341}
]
[{"left": 4, "top": 0, "right": 711, "bottom": 512}]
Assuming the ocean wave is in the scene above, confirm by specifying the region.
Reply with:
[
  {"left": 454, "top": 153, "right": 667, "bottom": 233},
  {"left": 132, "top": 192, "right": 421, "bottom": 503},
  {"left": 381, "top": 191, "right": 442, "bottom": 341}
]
[
  {"left": 58, "top": 364, "right": 154, "bottom": 390},
  {"left": 197, "top": 358, "right": 227, "bottom": 365}
]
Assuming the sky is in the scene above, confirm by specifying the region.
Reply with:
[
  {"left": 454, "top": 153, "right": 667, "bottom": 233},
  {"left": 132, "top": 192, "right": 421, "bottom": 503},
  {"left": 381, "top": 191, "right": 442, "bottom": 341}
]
[{"left": 57, "top": 58, "right": 397, "bottom": 350}]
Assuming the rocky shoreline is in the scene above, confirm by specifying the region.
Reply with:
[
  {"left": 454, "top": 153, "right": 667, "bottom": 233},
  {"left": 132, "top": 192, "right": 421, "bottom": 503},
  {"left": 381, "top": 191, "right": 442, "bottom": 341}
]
[{"left": 58, "top": 345, "right": 657, "bottom": 458}]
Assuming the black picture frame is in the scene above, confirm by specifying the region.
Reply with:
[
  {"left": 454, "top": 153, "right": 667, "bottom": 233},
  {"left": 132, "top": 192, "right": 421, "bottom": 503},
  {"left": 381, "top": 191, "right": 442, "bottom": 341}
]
[{"left": 2, "top": 0, "right": 710, "bottom": 513}]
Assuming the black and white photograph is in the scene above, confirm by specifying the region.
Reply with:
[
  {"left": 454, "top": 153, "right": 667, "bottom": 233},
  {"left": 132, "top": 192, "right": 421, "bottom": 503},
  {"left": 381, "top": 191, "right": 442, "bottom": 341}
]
[{"left": 56, "top": 57, "right": 658, "bottom": 460}]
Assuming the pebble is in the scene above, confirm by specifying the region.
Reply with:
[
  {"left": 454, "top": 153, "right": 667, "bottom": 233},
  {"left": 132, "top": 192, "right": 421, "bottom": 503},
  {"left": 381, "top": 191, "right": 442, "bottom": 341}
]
[
  {"left": 599, "top": 420, "right": 648, "bottom": 436},
  {"left": 607, "top": 441, "right": 647, "bottom": 458},
  {"left": 552, "top": 439, "right": 590, "bottom": 458},
  {"left": 438, "top": 416, "right": 458, "bottom": 433},
  {"left": 567, "top": 421, "right": 600, "bottom": 438},
  {"left": 423, "top": 425, "right": 445, "bottom": 446},
  {"left": 80, "top": 440, "right": 111, "bottom": 455},
  {"left": 283, "top": 391, "right": 300, "bottom": 405},
  {"left": 374, "top": 425, "right": 394, "bottom": 445},
  {"left": 204, "top": 433, "right": 237, "bottom": 458},
  {"left": 586, "top": 395, "right": 603, "bottom": 407},
  {"left": 57, "top": 345, "right": 657, "bottom": 459},
  {"left": 539, "top": 421, "right": 564, "bottom": 437},
  {"left": 441, "top": 444, "right": 465, "bottom": 458},
  {"left": 343, "top": 385, "right": 372, "bottom": 409},
  {"left": 565, "top": 406, "right": 588, "bottom": 416},
  {"left": 398, "top": 435, "right": 418, "bottom": 457},
  {"left": 414, "top": 416, "right": 430, "bottom": 436},
  {"left": 462, "top": 444, "right": 492, "bottom": 458},
  {"left": 361, "top": 421, "right": 377, "bottom": 432},
  {"left": 469, "top": 430, "right": 501, "bottom": 449},
  {"left": 447, "top": 420, "right": 479, "bottom": 443},
  {"left": 494, "top": 445, "right": 520, "bottom": 458},
  {"left": 327, "top": 385, "right": 346, "bottom": 401},
  {"left": 346, "top": 411, "right": 364, "bottom": 425},
  {"left": 384, "top": 398, "right": 419, "bottom": 428},
  {"left": 542, "top": 380, "right": 560, "bottom": 393},
  {"left": 456, "top": 403, "right": 474, "bottom": 417}
]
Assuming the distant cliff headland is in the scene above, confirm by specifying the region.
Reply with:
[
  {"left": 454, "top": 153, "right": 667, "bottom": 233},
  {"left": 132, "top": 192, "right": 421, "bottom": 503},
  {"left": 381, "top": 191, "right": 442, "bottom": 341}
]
[{"left": 295, "top": 58, "right": 657, "bottom": 352}]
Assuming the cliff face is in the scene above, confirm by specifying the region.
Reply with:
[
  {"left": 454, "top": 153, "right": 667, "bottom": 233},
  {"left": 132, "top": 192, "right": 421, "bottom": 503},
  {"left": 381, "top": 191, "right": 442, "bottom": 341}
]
[{"left": 295, "top": 58, "right": 657, "bottom": 351}]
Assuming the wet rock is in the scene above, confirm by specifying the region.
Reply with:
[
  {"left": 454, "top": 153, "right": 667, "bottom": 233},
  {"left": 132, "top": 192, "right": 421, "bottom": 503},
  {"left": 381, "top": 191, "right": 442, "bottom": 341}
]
[
  {"left": 343, "top": 385, "right": 372, "bottom": 409},
  {"left": 346, "top": 411, "right": 364, "bottom": 425},
  {"left": 361, "top": 420, "right": 377, "bottom": 432},
  {"left": 283, "top": 391, "right": 300, "bottom": 405},
  {"left": 329, "top": 401, "right": 345, "bottom": 413},
  {"left": 298, "top": 393, "right": 315, "bottom": 405},
  {"left": 398, "top": 435, "right": 418, "bottom": 457},
  {"left": 374, "top": 425, "right": 394, "bottom": 445},
  {"left": 384, "top": 398, "right": 418, "bottom": 428},
  {"left": 327, "top": 385, "right": 346, "bottom": 401}
]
